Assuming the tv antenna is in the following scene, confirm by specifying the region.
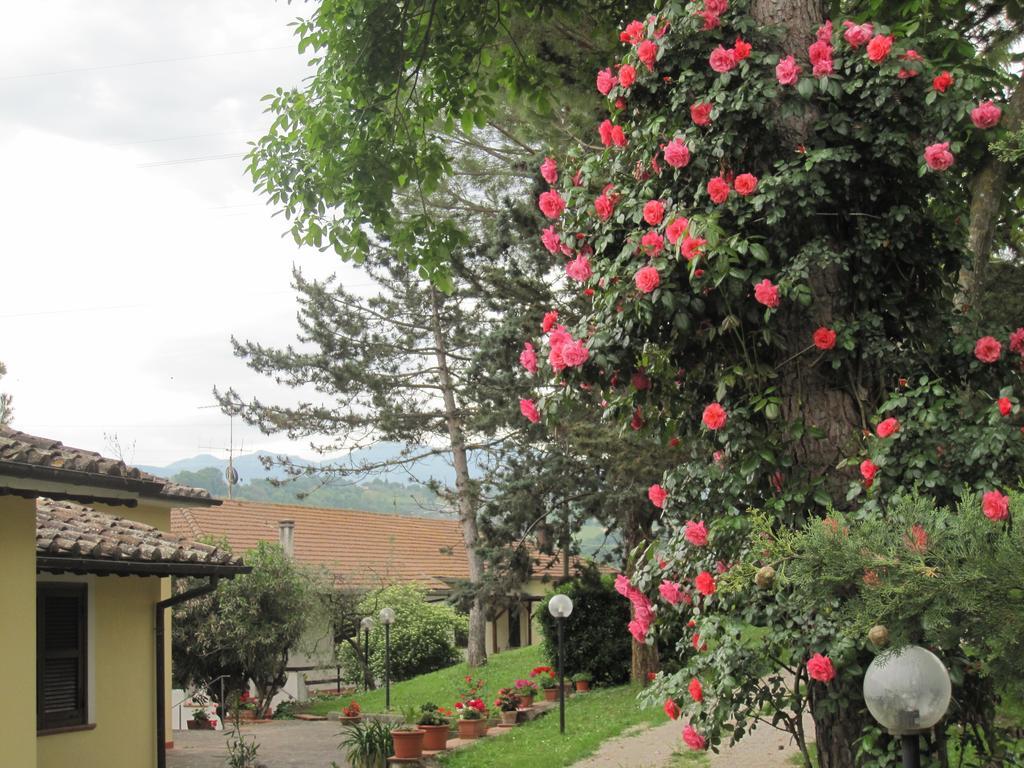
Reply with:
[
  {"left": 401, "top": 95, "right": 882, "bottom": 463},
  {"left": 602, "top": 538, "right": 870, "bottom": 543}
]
[{"left": 198, "top": 407, "right": 244, "bottom": 499}]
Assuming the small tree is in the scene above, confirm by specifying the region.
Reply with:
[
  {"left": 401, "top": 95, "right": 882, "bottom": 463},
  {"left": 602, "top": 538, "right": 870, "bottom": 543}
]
[
  {"left": 0, "top": 361, "right": 13, "bottom": 426},
  {"left": 338, "top": 584, "right": 467, "bottom": 683}
]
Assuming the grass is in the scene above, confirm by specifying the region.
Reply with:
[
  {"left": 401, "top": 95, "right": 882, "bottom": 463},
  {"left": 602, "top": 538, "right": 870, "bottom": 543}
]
[
  {"left": 438, "top": 683, "right": 665, "bottom": 768},
  {"left": 670, "top": 748, "right": 710, "bottom": 766},
  {"left": 301, "top": 645, "right": 547, "bottom": 716}
]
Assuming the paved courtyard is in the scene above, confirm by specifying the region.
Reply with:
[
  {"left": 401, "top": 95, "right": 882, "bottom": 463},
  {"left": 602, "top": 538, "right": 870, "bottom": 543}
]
[{"left": 168, "top": 720, "right": 349, "bottom": 768}]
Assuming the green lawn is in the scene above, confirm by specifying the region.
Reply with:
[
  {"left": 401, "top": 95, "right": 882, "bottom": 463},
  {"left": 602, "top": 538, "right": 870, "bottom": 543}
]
[
  {"left": 301, "top": 645, "right": 548, "bottom": 716},
  {"left": 439, "top": 683, "right": 665, "bottom": 768}
]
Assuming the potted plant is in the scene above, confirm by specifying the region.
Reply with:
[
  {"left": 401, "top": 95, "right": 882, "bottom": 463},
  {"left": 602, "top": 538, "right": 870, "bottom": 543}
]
[
  {"left": 236, "top": 691, "right": 258, "bottom": 721},
  {"left": 513, "top": 678, "right": 538, "bottom": 708},
  {"left": 187, "top": 707, "right": 215, "bottom": 730},
  {"left": 494, "top": 688, "right": 520, "bottom": 726},
  {"left": 572, "top": 672, "right": 593, "bottom": 693},
  {"left": 390, "top": 707, "right": 426, "bottom": 759},
  {"left": 340, "top": 720, "right": 393, "bottom": 768},
  {"left": 455, "top": 698, "right": 488, "bottom": 739},
  {"left": 417, "top": 703, "right": 452, "bottom": 751},
  {"left": 531, "top": 666, "right": 559, "bottom": 701},
  {"left": 339, "top": 700, "right": 362, "bottom": 725}
]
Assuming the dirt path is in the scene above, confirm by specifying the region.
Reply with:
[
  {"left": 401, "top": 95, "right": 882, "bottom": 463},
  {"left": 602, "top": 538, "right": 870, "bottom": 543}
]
[{"left": 569, "top": 713, "right": 815, "bottom": 768}]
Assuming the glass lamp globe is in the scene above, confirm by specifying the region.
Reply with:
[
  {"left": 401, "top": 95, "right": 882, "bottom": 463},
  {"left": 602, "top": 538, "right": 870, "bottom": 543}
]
[
  {"left": 548, "top": 594, "right": 574, "bottom": 619},
  {"left": 863, "top": 645, "right": 951, "bottom": 735},
  {"left": 379, "top": 607, "right": 396, "bottom": 625},
  {"left": 360, "top": 616, "right": 375, "bottom": 632}
]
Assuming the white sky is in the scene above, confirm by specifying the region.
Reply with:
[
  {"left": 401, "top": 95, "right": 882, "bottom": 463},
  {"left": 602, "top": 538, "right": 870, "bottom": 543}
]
[{"left": 0, "top": 1, "right": 372, "bottom": 466}]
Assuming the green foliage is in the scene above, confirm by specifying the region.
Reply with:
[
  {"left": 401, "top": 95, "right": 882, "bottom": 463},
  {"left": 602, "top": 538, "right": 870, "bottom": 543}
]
[
  {"left": 338, "top": 584, "right": 467, "bottom": 683},
  {"left": 0, "top": 360, "right": 12, "bottom": 426},
  {"left": 340, "top": 720, "right": 393, "bottom": 768},
  {"left": 537, "top": 573, "right": 632, "bottom": 686},
  {"left": 172, "top": 542, "right": 321, "bottom": 716},
  {"left": 224, "top": 721, "right": 261, "bottom": 768},
  {"left": 171, "top": 467, "right": 228, "bottom": 497}
]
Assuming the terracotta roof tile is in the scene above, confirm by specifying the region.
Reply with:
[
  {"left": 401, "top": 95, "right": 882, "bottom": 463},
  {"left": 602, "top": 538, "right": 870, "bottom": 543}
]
[
  {"left": 171, "top": 500, "right": 597, "bottom": 591},
  {"left": 36, "top": 498, "right": 245, "bottom": 576}
]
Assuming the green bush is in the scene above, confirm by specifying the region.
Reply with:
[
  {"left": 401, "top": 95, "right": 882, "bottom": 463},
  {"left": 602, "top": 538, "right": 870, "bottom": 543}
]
[
  {"left": 537, "top": 572, "right": 631, "bottom": 686},
  {"left": 338, "top": 584, "right": 467, "bottom": 683}
]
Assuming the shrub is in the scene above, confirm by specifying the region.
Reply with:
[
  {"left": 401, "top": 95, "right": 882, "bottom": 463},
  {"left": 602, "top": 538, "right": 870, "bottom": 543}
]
[
  {"left": 338, "top": 584, "right": 467, "bottom": 683},
  {"left": 537, "top": 572, "right": 631, "bottom": 686}
]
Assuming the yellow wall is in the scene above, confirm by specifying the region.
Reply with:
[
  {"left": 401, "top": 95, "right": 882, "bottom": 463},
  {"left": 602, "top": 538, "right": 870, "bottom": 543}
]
[
  {"left": 37, "top": 574, "right": 161, "bottom": 768},
  {"left": 0, "top": 496, "right": 39, "bottom": 768}
]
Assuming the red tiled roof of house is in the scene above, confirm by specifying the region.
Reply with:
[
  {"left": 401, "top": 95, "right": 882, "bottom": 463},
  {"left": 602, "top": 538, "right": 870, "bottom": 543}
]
[{"left": 171, "top": 499, "right": 603, "bottom": 592}]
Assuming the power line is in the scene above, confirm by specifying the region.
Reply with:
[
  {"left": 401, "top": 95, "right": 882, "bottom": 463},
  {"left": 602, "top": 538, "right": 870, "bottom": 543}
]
[
  {"left": 138, "top": 152, "right": 245, "bottom": 168},
  {"left": 0, "top": 45, "right": 294, "bottom": 81},
  {"left": 107, "top": 130, "right": 252, "bottom": 147}
]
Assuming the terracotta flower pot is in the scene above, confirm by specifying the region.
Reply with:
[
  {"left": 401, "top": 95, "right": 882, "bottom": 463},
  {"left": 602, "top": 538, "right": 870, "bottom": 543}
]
[
  {"left": 186, "top": 719, "right": 215, "bottom": 730},
  {"left": 238, "top": 709, "right": 257, "bottom": 721},
  {"left": 500, "top": 709, "right": 518, "bottom": 726},
  {"left": 391, "top": 729, "right": 425, "bottom": 759},
  {"left": 338, "top": 715, "right": 362, "bottom": 726},
  {"left": 420, "top": 724, "right": 450, "bottom": 751},
  {"left": 457, "top": 718, "right": 485, "bottom": 739},
  {"left": 574, "top": 681, "right": 591, "bottom": 692},
  {"left": 516, "top": 694, "right": 535, "bottom": 709},
  {"left": 543, "top": 688, "right": 559, "bottom": 702}
]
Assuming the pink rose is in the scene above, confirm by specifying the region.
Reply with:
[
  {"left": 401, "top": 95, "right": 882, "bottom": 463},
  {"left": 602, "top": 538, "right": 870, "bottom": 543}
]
[
  {"left": 620, "top": 20, "right": 645, "bottom": 45},
  {"left": 666, "top": 217, "right": 689, "bottom": 245},
  {"left": 754, "top": 278, "right": 780, "bottom": 308},
  {"left": 704, "top": 0, "right": 727, "bottom": 14},
  {"left": 683, "top": 724, "right": 706, "bottom": 751},
  {"left": 733, "top": 37, "right": 751, "bottom": 60},
  {"left": 638, "top": 40, "right": 658, "bottom": 71},
  {"left": 541, "top": 310, "right": 558, "bottom": 333},
  {"left": 702, "top": 402, "right": 727, "bottom": 430},
  {"left": 972, "top": 100, "right": 1002, "bottom": 130},
  {"left": 860, "top": 459, "right": 878, "bottom": 486},
  {"left": 998, "top": 397, "right": 1012, "bottom": 416},
  {"left": 924, "top": 142, "right": 954, "bottom": 171},
  {"left": 565, "top": 254, "right": 592, "bottom": 282},
  {"left": 663, "top": 138, "right": 691, "bottom": 169},
  {"left": 842, "top": 21, "right": 874, "bottom": 48},
  {"left": 808, "top": 40, "right": 832, "bottom": 66},
  {"left": 975, "top": 335, "right": 1002, "bottom": 363},
  {"left": 596, "top": 68, "right": 618, "bottom": 95},
  {"left": 733, "top": 173, "right": 758, "bottom": 196},
  {"left": 866, "top": 34, "right": 893, "bottom": 63},
  {"left": 690, "top": 102, "right": 713, "bottom": 126},
  {"left": 813, "top": 327, "right": 837, "bottom": 350},
  {"left": 696, "top": 10, "right": 720, "bottom": 31},
  {"left": 1011, "top": 327, "right": 1024, "bottom": 355},
  {"left": 932, "top": 71, "right": 954, "bottom": 93},
  {"left": 688, "top": 678, "right": 703, "bottom": 703},
  {"left": 598, "top": 119, "right": 614, "bottom": 146},
  {"left": 775, "top": 55, "right": 801, "bottom": 86},
  {"left": 648, "top": 483, "right": 668, "bottom": 509},
  {"left": 628, "top": 619, "right": 647, "bottom": 643},
  {"left": 643, "top": 199, "right": 666, "bottom": 225},
  {"left": 817, "top": 20, "right": 833, "bottom": 42},
  {"left": 658, "top": 580, "right": 684, "bottom": 605},
  {"left": 538, "top": 190, "right": 565, "bottom": 219},
  {"left": 684, "top": 520, "right": 708, "bottom": 546},
  {"left": 614, "top": 574, "right": 633, "bottom": 597},
  {"left": 635, "top": 266, "right": 660, "bottom": 294},
  {"left": 559, "top": 339, "right": 590, "bottom": 368},
  {"left": 540, "top": 156, "right": 558, "bottom": 184},
  {"left": 540, "top": 226, "right": 561, "bottom": 254},
  {"left": 519, "top": 398, "right": 540, "bottom": 423},
  {"left": 611, "top": 125, "right": 627, "bottom": 147},
  {"left": 641, "top": 231, "right": 665, "bottom": 256},
  {"left": 813, "top": 58, "right": 834, "bottom": 77},
  {"left": 619, "top": 64, "right": 637, "bottom": 89},
  {"left": 664, "top": 699, "right": 681, "bottom": 720},
  {"left": 807, "top": 653, "right": 836, "bottom": 683},
  {"left": 709, "top": 46, "right": 737, "bottom": 73},
  {"left": 682, "top": 236, "right": 706, "bottom": 261},
  {"left": 694, "top": 571, "right": 716, "bottom": 596},
  {"left": 594, "top": 192, "right": 615, "bottom": 221},
  {"left": 982, "top": 490, "right": 1009, "bottom": 521},
  {"left": 519, "top": 342, "right": 538, "bottom": 374},
  {"left": 707, "top": 176, "right": 730, "bottom": 204},
  {"left": 875, "top": 417, "right": 899, "bottom": 438}
]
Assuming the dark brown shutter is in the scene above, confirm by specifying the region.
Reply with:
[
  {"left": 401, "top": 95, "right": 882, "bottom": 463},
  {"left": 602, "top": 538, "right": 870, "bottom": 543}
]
[{"left": 37, "top": 584, "right": 87, "bottom": 730}]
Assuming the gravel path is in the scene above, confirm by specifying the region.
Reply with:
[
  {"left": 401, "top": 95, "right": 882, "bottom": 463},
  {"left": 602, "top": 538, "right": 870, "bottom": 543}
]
[
  {"left": 569, "top": 713, "right": 815, "bottom": 768},
  {"left": 167, "top": 720, "right": 350, "bottom": 768}
]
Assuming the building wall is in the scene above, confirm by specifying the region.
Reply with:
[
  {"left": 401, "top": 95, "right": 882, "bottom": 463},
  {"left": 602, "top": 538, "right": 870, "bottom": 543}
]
[
  {"left": 0, "top": 495, "right": 38, "bottom": 768},
  {"left": 38, "top": 574, "right": 161, "bottom": 768}
]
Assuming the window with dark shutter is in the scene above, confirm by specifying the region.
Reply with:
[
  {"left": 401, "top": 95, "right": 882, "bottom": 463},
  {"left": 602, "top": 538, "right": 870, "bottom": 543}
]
[{"left": 37, "top": 584, "right": 87, "bottom": 731}]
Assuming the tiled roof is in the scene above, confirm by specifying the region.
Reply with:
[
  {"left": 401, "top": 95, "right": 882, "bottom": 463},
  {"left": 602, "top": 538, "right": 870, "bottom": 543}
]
[
  {"left": 172, "top": 500, "right": 596, "bottom": 592},
  {"left": 36, "top": 498, "right": 246, "bottom": 577},
  {"left": 0, "top": 426, "right": 214, "bottom": 504}
]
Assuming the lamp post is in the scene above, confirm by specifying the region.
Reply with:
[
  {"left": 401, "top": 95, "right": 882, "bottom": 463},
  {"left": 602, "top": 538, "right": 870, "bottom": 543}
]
[
  {"left": 359, "top": 616, "right": 375, "bottom": 692},
  {"left": 547, "top": 593, "right": 574, "bottom": 735},
  {"left": 379, "top": 607, "right": 396, "bottom": 711},
  {"left": 863, "top": 645, "right": 952, "bottom": 768}
]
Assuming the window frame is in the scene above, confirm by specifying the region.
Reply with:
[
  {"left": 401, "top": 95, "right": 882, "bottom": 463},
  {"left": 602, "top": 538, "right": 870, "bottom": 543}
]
[{"left": 37, "top": 583, "right": 88, "bottom": 732}]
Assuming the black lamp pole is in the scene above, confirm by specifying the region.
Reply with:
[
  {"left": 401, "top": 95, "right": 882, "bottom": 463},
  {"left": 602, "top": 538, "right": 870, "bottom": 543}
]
[
  {"left": 557, "top": 616, "right": 566, "bottom": 734},
  {"left": 384, "top": 622, "right": 392, "bottom": 711},
  {"left": 901, "top": 735, "right": 920, "bottom": 768}
]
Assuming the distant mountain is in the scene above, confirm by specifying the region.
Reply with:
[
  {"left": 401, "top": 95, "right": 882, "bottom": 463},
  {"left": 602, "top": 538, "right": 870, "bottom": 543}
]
[{"left": 137, "top": 442, "right": 470, "bottom": 487}]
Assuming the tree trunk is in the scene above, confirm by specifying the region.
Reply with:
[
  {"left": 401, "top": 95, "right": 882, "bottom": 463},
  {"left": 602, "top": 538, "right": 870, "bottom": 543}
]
[
  {"left": 960, "top": 75, "right": 1024, "bottom": 309},
  {"left": 430, "top": 288, "right": 488, "bottom": 668},
  {"left": 624, "top": 505, "right": 659, "bottom": 683},
  {"left": 630, "top": 635, "right": 659, "bottom": 684},
  {"left": 808, "top": 684, "right": 868, "bottom": 768}
]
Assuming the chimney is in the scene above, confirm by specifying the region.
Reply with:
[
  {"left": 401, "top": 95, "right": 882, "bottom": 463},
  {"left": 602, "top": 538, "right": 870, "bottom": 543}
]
[{"left": 278, "top": 520, "right": 295, "bottom": 558}]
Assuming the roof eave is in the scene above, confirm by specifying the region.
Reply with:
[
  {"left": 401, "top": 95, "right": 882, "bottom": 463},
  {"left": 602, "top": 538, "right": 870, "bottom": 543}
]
[{"left": 36, "top": 556, "right": 251, "bottom": 578}]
